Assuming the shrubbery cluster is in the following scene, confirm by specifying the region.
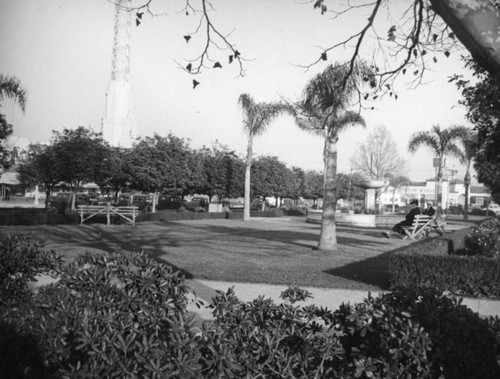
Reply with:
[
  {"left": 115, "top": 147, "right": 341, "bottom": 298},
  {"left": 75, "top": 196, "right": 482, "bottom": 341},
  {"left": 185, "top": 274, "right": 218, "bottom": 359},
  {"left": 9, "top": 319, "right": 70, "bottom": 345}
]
[
  {"left": 1, "top": 236, "right": 499, "bottom": 378},
  {"left": 461, "top": 217, "right": 500, "bottom": 258}
]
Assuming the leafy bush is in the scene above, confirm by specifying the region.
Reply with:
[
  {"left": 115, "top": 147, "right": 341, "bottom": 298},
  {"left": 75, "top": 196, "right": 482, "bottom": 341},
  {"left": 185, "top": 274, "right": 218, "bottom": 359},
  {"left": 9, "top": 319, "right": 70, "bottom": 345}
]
[
  {"left": 461, "top": 218, "right": 500, "bottom": 258},
  {"left": 390, "top": 253, "right": 500, "bottom": 297},
  {"left": 385, "top": 287, "right": 500, "bottom": 379},
  {"left": 197, "top": 287, "right": 433, "bottom": 378},
  {"left": 2, "top": 237, "right": 499, "bottom": 378},
  {"left": 1, "top": 251, "right": 196, "bottom": 378},
  {"left": 0, "top": 234, "right": 62, "bottom": 305}
]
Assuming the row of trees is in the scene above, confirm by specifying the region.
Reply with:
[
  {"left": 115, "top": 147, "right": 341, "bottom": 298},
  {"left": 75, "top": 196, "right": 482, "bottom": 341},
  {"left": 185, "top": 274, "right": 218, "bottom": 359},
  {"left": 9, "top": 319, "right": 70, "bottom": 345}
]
[{"left": 17, "top": 126, "right": 363, "bottom": 208}]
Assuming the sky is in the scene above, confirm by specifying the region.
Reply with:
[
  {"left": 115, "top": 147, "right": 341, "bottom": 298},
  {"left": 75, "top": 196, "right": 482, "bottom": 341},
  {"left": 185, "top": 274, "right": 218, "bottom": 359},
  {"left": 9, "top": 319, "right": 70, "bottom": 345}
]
[{"left": 0, "top": 0, "right": 475, "bottom": 183}]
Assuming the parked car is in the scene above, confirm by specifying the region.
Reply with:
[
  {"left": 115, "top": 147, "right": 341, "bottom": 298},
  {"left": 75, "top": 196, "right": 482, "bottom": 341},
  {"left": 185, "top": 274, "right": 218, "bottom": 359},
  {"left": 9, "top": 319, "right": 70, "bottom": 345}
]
[
  {"left": 487, "top": 203, "right": 500, "bottom": 216},
  {"left": 49, "top": 192, "right": 94, "bottom": 210},
  {"left": 116, "top": 193, "right": 152, "bottom": 211},
  {"left": 156, "top": 194, "right": 184, "bottom": 210},
  {"left": 185, "top": 196, "right": 208, "bottom": 212}
]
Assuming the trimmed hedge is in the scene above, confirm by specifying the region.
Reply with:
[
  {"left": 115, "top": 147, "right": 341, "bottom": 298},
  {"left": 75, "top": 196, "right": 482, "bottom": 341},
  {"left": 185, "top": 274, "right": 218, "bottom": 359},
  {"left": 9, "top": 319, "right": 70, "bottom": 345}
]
[
  {"left": 0, "top": 208, "right": 79, "bottom": 225},
  {"left": 390, "top": 226, "right": 500, "bottom": 298},
  {"left": 390, "top": 254, "right": 500, "bottom": 297}
]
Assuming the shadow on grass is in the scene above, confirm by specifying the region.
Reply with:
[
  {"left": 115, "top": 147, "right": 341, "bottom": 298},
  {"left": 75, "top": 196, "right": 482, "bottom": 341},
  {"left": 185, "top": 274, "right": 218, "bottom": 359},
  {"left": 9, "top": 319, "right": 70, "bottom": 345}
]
[
  {"left": 324, "top": 251, "right": 394, "bottom": 290},
  {"left": 169, "top": 222, "right": 390, "bottom": 251}
]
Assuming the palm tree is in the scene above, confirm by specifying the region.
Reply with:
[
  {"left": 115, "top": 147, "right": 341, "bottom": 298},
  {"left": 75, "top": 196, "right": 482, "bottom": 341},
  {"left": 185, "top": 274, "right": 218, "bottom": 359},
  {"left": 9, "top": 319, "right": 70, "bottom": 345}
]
[
  {"left": 456, "top": 128, "right": 478, "bottom": 220},
  {"left": 0, "top": 74, "right": 27, "bottom": 112},
  {"left": 408, "top": 124, "right": 465, "bottom": 213},
  {"left": 293, "top": 61, "right": 374, "bottom": 251},
  {"left": 238, "top": 93, "right": 290, "bottom": 221}
]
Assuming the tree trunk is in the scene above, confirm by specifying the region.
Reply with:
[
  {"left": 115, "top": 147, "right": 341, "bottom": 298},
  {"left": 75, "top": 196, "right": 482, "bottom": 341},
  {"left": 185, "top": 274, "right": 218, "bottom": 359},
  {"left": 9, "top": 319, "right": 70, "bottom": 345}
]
[
  {"left": 318, "top": 138, "right": 338, "bottom": 251},
  {"left": 392, "top": 188, "right": 396, "bottom": 213},
  {"left": 463, "top": 170, "right": 471, "bottom": 221},
  {"left": 243, "top": 135, "right": 253, "bottom": 221},
  {"left": 44, "top": 188, "right": 51, "bottom": 208},
  {"left": 430, "top": 0, "right": 500, "bottom": 81},
  {"left": 436, "top": 157, "right": 444, "bottom": 215}
]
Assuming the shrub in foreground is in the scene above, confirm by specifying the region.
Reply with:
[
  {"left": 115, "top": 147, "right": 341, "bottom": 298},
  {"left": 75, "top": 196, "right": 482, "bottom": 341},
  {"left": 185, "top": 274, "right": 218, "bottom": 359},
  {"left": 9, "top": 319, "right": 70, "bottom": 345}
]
[
  {"left": 1, "top": 251, "right": 196, "bottom": 378},
  {"left": 1, "top": 237, "right": 499, "bottom": 378},
  {"left": 0, "top": 234, "right": 62, "bottom": 305}
]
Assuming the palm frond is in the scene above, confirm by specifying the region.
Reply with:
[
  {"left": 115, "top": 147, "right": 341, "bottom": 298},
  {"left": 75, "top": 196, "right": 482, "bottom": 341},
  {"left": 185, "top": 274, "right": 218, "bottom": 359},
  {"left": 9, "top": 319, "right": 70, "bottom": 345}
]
[
  {"left": 294, "top": 115, "right": 326, "bottom": 137},
  {"left": 0, "top": 74, "right": 27, "bottom": 112},
  {"left": 408, "top": 131, "right": 439, "bottom": 154}
]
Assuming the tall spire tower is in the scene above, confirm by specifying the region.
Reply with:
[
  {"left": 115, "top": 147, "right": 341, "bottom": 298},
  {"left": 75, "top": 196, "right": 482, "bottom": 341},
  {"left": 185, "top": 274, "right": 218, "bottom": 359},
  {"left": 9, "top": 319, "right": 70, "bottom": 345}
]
[{"left": 102, "top": 0, "right": 137, "bottom": 148}]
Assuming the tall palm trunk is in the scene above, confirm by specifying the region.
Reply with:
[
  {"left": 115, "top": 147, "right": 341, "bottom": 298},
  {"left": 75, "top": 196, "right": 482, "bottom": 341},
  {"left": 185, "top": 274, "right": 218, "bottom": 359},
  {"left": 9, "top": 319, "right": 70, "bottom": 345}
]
[
  {"left": 243, "top": 134, "right": 253, "bottom": 221},
  {"left": 436, "top": 155, "right": 444, "bottom": 215},
  {"left": 318, "top": 138, "right": 338, "bottom": 251},
  {"left": 463, "top": 169, "right": 471, "bottom": 221}
]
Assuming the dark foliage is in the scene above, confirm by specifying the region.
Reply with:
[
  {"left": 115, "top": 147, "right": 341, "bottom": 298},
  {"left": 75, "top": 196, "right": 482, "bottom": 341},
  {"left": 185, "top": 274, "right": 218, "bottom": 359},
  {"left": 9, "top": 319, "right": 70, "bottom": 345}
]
[{"left": 1, "top": 237, "right": 499, "bottom": 378}]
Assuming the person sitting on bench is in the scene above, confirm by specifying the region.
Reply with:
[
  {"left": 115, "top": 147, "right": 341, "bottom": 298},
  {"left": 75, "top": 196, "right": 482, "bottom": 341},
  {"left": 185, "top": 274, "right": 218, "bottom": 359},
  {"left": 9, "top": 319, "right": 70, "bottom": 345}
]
[
  {"left": 423, "top": 202, "right": 435, "bottom": 217},
  {"left": 382, "top": 199, "right": 421, "bottom": 238}
]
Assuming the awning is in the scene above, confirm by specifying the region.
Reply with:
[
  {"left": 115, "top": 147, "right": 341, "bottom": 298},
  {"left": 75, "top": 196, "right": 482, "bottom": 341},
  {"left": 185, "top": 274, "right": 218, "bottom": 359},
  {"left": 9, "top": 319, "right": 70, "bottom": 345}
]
[{"left": 0, "top": 171, "right": 19, "bottom": 185}]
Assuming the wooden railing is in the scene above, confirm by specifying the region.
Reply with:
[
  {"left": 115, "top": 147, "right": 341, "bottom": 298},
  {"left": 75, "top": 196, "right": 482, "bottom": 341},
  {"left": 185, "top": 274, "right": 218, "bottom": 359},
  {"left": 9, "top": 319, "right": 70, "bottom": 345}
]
[{"left": 77, "top": 205, "right": 139, "bottom": 225}]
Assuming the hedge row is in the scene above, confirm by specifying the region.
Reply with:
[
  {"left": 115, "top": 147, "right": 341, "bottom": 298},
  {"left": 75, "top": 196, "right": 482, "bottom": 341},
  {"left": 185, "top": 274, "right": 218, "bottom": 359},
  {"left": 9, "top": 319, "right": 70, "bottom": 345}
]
[
  {"left": 1, "top": 237, "right": 499, "bottom": 378},
  {"left": 390, "top": 253, "right": 500, "bottom": 297},
  {"left": 0, "top": 209, "right": 79, "bottom": 225},
  {"left": 389, "top": 226, "right": 500, "bottom": 298},
  {"left": 0, "top": 207, "right": 297, "bottom": 226}
]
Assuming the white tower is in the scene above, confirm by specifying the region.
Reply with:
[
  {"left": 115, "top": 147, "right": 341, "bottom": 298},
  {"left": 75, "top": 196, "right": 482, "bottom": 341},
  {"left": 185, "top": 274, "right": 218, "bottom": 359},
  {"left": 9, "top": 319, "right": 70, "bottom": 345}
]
[{"left": 102, "top": 0, "right": 137, "bottom": 148}]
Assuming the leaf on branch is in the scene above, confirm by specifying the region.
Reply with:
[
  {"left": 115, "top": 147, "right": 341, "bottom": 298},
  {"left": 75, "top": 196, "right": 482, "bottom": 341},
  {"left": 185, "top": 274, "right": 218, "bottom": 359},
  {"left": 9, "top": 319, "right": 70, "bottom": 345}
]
[
  {"left": 444, "top": 51, "right": 450, "bottom": 57},
  {"left": 313, "top": 0, "right": 322, "bottom": 9},
  {"left": 413, "top": 70, "right": 419, "bottom": 75},
  {"left": 193, "top": 80, "right": 200, "bottom": 89},
  {"left": 184, "top": 35, "right": 191, "bottom": 43},
  {"left": 373, "top": 95, "right": 378, "bottom": 100},
  {"left": 229, "top": 55, "right": 234, "bottom": 64},
  {"left": 364, "top": 93, "right": 369, "bottom": 100},
  {"left": 136, "top": 12, "right": 143, "bottom": 19},
  {"left": 213, "top": 61, "right": 222, "bottom": 68},
  {"left": 433, "top": 56, "right": 438, "bottom": 63},
  {"left": 433, "top": 34, "right": 438, "bottom": 42},
  {"left": 385, "top": 84, "right": 391, "bottom": 90},
  {"left": 413, "top": 49, "right": 418, "bottom": 57},
  {"left": 395, "top": 94, "right": 398, "bottom": 100},
  {"left": 389, "top": 92, "right": 393, "bottom": 97},
  {"left": 185, "top": 11, "right": 189, "bottom": 16},
  {"left": 186, "top": 63, "right": 192, "bottom": 72},
  {"left": 402, "top": 69, "right": 406, "bottom": 75},
  {"left": 449, "top": 32, "right": 455, "bottom": 39},
  {"left": 321, "top": 5, "right": 327, "bottom": 14},
  {"left": 234, "top": 50, "right": 241, "bottom": 58},
  {"left": 422, "top": 50, "right": 427, "bottom": 56},
  {"left": 135, "top": 19, "right": 141, "bottom": 26},
  {"left": 321, "top": 52, "right": 327, "bottom": 61}
]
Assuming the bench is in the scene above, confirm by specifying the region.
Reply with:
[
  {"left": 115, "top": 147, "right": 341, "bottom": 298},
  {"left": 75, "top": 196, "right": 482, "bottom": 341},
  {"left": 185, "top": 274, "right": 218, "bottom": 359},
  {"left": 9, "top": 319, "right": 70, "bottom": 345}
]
[
  {"left": 402, "top": 215, "right": 447, "bottom": 240},
  {"left": 402, "top": 215, "right": 434, "bottom": 240},
  {"left": 78, "top": 205, "right": 139, "bottom": 225}
]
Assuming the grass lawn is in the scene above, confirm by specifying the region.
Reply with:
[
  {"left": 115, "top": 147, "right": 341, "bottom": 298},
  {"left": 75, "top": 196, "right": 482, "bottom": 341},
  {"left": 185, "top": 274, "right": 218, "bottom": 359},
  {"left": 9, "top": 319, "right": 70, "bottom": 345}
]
[{"left": 0, "top": 215, "right": 483, "bottom": 291}]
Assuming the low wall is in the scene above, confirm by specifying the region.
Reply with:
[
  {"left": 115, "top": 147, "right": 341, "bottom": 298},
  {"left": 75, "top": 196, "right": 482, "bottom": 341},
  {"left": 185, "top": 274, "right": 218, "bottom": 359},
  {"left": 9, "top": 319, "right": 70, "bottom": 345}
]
[{"left": 307, "top": 209, "right": 402, "bottom": 228}]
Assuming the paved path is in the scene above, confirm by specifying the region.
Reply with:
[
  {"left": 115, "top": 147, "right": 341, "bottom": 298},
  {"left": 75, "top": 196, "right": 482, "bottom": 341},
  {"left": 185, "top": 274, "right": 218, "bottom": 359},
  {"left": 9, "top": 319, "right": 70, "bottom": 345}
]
[{"left": 185, "top": 279, "right": 500, "bottom": 320}]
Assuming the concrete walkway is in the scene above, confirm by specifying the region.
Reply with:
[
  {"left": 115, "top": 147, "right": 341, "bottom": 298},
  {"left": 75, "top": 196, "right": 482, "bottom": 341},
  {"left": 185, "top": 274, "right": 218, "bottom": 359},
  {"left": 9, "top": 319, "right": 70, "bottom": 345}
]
[{"left": 185, "top": 279, "right": 500, "bottom": 320}]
